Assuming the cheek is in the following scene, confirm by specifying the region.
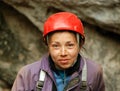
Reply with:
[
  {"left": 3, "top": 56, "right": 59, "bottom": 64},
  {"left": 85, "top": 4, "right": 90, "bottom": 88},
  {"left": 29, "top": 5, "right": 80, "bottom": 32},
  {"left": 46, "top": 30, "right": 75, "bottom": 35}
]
[
  {"left": 49, "top": 48, "right": 59, "bottom": 58},
  {"left": 68, "top": 47, "right": 80, "bottom": 56}
]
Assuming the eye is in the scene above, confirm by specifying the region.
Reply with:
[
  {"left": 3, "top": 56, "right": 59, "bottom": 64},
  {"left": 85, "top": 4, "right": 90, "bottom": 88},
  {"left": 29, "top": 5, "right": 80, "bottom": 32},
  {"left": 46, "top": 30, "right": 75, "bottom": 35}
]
[
  {"left": 52, "top": 44, "right": 58, "bottom": 47},
  {"left": 68, "top": 44, "right": 74, "bottom": 46},
  {"left": 51, "top": 44, "right": 60, "bottom": 49},
  {"left": 67, "top": 43, "right": 75, "bottom": 48}
]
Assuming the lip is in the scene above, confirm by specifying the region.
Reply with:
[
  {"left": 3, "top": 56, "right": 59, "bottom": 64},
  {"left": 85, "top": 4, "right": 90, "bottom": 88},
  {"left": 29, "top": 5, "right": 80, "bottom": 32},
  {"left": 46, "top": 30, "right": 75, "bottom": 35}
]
[{"left": 58, "top": 59, "right": 69, "bottom": 64}]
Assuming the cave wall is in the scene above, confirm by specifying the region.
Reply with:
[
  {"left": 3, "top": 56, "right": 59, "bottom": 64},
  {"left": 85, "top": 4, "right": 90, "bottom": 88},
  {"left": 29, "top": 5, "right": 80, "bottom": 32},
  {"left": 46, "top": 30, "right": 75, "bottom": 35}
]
[{"left": 0, "top": 0, "right": 120, "bottom": 91}]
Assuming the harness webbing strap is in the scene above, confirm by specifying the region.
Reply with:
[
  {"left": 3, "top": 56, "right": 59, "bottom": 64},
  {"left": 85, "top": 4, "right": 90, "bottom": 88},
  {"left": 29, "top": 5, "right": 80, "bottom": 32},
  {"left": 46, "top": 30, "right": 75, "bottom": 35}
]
[
  {"left": 80, "top": 58, "right": 87, "bottom": 90},
  {"left": 39, "top": 70, "right": 46, "bottom": 81},
  {"left": 36, "top": 70, "right": 46, "bottom": 91},
  {"left": 82, "top": 59, "right": 87, "bottom": 81}
]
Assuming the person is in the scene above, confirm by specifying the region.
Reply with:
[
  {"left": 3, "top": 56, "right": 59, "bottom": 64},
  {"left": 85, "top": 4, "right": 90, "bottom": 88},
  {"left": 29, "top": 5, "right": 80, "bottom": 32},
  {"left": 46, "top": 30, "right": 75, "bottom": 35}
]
[{"left": 11, "top": 12, "right": 105, "bottom": 91}]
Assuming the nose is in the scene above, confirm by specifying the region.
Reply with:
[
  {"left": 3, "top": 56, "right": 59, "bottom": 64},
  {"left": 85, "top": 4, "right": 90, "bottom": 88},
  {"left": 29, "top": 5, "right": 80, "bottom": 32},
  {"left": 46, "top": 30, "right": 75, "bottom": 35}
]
[{"left": 60, "top": 46, "right": 67, "bottom": 56}]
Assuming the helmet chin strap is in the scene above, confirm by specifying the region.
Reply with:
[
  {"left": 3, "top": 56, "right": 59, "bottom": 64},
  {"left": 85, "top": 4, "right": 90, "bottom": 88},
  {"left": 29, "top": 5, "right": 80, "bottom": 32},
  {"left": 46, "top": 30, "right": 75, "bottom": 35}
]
[
  {"left": 76, "top": 33, "right": 80, "bottom": 46},
  {"left": 70, "top": 33, "right": 80, "bottom": 67},
  {"left": 46, "top": 35, "right": 49, "bottom": 45},
  {"left": 71, "top": 59, "right": 77, "bottom": 67}
]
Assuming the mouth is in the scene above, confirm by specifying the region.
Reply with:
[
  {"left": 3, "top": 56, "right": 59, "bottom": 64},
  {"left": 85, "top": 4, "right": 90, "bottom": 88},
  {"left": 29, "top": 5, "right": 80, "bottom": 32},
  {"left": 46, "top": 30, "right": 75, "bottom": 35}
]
[{"left": 58, "top": 59, "right": 69, "bottom": 64}]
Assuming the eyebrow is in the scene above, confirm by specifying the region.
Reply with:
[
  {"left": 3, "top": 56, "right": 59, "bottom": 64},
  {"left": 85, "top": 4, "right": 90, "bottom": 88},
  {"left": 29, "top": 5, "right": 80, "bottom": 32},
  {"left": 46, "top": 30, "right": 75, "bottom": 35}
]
[{"left": 50, "top": 41, "right": 76, "bottom": 44}]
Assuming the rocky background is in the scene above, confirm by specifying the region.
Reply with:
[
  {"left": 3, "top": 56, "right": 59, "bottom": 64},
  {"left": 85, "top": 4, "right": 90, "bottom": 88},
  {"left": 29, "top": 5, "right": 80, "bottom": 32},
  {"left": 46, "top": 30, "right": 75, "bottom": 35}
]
[{"left": 0, "top": 0, "right": 120, "bottom": 91}]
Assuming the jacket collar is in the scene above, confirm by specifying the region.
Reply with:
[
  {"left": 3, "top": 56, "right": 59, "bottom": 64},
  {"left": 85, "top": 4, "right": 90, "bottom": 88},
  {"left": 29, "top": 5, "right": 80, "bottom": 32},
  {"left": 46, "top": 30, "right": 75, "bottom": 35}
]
[{"left": 40, "top": 53, "right": 85, "bottom": 78}]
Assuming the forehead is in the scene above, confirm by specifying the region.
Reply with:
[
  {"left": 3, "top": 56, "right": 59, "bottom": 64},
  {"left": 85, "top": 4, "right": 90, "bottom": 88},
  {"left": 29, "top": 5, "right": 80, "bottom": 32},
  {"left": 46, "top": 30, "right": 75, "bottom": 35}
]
[
  {"left": 49, "top": 31, "right": 76, "bottom": 37},
  {"left": 48, "top": 31, "right": 76, "bottom": 42}
]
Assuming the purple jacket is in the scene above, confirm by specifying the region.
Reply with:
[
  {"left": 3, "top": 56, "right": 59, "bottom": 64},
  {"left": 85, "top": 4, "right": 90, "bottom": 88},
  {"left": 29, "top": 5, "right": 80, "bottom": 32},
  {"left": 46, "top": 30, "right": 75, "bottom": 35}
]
[{"left": 11, "top": 55, "right": 105, "bottom": 91}]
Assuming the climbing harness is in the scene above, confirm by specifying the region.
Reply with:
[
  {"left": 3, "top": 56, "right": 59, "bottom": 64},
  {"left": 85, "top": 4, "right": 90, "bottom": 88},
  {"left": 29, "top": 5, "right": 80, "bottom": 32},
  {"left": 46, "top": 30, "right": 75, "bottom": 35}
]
[{"left": 36, "top": 58, "right": 87, "bottom": 91}]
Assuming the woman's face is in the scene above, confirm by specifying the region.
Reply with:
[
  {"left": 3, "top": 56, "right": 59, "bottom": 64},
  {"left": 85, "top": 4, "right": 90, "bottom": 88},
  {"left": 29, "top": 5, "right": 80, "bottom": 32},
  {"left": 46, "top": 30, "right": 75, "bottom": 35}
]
[{"left": 48, "top": 31, "right": 80, "bottom": 69}]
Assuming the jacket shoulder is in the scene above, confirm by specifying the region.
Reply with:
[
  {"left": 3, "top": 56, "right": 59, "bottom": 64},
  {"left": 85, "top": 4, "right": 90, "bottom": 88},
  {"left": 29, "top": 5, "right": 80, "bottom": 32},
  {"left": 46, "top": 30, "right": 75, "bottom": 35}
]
[
  {"left": 86, "top": 58, "right": 103, "bottom": 73},
  {"left": 17, "top": 60, "right": 42, "bottom": 77},
  {"left": 85, "top": 58, "right": 104, "bottom": 86}
]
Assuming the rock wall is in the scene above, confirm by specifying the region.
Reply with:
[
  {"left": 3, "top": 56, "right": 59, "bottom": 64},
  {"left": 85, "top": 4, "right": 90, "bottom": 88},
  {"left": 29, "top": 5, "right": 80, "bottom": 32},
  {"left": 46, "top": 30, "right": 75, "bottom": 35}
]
[{"left": 0, "top": 0, "right": 120, "bottom": 91}]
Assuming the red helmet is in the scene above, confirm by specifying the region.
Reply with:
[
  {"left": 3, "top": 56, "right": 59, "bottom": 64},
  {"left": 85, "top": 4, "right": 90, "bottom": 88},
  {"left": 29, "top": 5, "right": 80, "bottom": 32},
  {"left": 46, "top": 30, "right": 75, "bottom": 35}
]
[{"left": 43, "top": 12, "right": 85, "bottom": 39}]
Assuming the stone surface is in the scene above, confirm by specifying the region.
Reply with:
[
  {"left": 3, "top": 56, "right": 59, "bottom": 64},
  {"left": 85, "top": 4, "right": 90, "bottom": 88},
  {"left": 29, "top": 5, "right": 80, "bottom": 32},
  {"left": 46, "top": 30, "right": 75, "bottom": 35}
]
[
  {"left": 0, "top": 1, "right": 47, "bottom": 89},
  {"left": 82, "top": 24, "right": 120, "bottom": 91},
  {"left": 0, "top": 0, "right": 120, "bottom": 91},
  {"left": 3, "top": 0, "right": 120, "bottom": 35}
]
